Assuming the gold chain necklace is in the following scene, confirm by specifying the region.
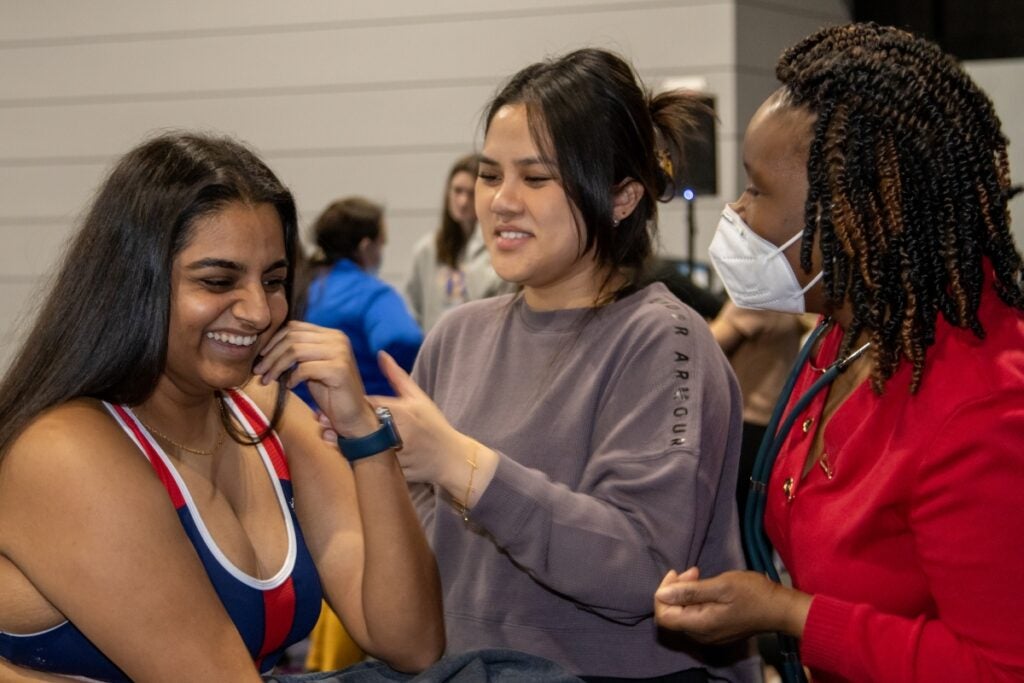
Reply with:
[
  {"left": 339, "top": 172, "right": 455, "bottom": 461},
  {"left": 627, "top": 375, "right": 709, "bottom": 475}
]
[{"left": 136, "top": 412, "right": 225, "bottom": 456}]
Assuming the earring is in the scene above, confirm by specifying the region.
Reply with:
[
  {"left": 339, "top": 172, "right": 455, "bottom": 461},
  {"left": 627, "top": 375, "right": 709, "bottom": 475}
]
[{"left": 612, "top": 217, "right": 621, "bottom": 227}]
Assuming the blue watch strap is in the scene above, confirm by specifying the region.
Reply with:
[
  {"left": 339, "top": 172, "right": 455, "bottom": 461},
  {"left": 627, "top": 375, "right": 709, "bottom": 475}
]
[{"left": 336, "top": 407, "right": 402, "bottom": 462}]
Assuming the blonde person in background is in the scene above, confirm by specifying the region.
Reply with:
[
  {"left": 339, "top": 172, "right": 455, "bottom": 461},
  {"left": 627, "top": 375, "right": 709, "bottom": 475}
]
[{"left": 405, "top": 154, "right": 510, "bottom": 333}]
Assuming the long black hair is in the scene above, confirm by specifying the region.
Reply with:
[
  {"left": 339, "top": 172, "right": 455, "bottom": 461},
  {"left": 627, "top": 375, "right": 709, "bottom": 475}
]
[
  {"left": 0, "top": 131, "right": 299, "bottom": 457},
  {"left": 482, "top": 47, "right": 706, "bottom": 299},
  {"left": 435, "top": 153, "right": 480, "bottom": 269},
  {"left": 777, "top": 23, "right": 1024, "bottom": 391}
]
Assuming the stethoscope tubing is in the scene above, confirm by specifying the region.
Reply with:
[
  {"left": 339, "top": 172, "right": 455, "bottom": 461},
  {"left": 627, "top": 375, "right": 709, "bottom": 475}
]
[{"left": 742, "top": 319, "right": 870, "bottom": 683}]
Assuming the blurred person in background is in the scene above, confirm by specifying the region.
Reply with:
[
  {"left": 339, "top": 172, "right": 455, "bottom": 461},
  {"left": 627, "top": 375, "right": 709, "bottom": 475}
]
[
  {"left": 405, "top": 154, "right": 510, "bottom": 333},
  {"left": 295, "top": 196, "right": 422, "bottom": 405},
  {"left": 292, "top": 196, "right": 423, "bottom": 673}
]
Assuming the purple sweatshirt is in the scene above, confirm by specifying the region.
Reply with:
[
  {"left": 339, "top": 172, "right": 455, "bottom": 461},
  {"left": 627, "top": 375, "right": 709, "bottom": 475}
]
[{"left": 413, "top": 283, "right": 759, "bottom": 680}]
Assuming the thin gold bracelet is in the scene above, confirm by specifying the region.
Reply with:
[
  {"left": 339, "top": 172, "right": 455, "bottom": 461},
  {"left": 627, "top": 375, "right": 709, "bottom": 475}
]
[{"left": 458, "top": 447, "right": 479, "bottom": 522}]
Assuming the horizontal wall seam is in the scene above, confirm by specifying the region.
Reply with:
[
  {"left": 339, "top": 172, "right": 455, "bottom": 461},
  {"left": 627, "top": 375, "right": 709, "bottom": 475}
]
[
  {"left": 0, "top": 65, "right": 739, "bottom": 109},
  {"left": 0, "top": 77, "right": 500, "bottom": 109},
  {"left": 0, "top": 216, "right": 79, "bottom": 227},
  {"left": 0, "top": 275, "right": 39, "bottom": 285},
  {"left": 0, "top": 207, "right": 440, "bottom": 227},
  {"left": 0, "top": 142, "right": 479, "bottom": 168},
  {"left": 739, "top": 0, "right": 849, "bottom": 23},
  {"left": 0, "top": 1, "right": 723, "bottom": 50}
]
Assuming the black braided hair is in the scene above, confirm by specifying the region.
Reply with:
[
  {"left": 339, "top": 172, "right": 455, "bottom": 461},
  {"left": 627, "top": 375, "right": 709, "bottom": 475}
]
[{"left": 777, "top": 22, "right": 1023, "bottom": 392}]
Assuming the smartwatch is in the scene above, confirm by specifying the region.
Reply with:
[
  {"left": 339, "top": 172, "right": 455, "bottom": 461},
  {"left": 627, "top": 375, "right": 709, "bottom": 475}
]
[{"left": 336, "top": 406, "right": 403, "bottom": 462}]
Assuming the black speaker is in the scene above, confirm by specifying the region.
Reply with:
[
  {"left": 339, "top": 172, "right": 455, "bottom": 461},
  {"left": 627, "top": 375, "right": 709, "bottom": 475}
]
[{"left": 677, "top": 95, "right": 717, "bottom": 197}]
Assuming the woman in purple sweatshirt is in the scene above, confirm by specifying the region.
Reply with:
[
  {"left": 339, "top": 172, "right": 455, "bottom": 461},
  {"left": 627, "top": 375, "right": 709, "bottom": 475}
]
[{"left": 368, "top": 48, "right": 759, "bottom": 682}]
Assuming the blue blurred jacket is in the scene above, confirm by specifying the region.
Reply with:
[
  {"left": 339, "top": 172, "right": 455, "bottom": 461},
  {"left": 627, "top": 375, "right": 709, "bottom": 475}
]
[{"left": 294, "top": 259, "right": 423, "bottom": 405}]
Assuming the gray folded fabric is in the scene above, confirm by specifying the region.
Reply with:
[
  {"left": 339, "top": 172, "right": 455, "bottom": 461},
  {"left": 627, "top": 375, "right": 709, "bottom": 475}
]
[{"left": 265, "top": 648, "right": 583, "bottom": 683}]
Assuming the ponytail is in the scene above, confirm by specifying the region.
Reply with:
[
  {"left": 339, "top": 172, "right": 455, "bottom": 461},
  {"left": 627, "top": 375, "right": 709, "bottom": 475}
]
[{"left": 649, "top": 91, "right": 713, "bottom": 202}]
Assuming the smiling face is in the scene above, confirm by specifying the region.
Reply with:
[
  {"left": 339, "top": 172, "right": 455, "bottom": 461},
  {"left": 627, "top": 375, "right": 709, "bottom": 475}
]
[
  {"left": 734, "top": 94, "right": 826, "bottom": 313},
  {"left": 162, "top": 201, "right": 289, "bottom": 397},
  {"left": 476, "top": 103, "right": 607, "bottom": 309}
]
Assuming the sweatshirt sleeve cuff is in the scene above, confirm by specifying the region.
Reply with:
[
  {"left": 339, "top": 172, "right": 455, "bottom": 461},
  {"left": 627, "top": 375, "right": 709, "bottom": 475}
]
[
  {"left": 800, "top": 594, "right": 855, "bottom": 674},
  {"left": 468, "top": 453, "right": 540, "bottom": 542}
]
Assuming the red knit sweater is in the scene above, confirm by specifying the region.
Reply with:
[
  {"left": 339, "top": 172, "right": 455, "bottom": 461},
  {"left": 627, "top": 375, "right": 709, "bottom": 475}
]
[{"left": 765, "top": 280, "right": 1024, "bottom": 682}]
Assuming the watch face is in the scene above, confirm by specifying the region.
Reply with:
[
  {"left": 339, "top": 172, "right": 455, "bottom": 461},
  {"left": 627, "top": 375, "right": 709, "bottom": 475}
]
[{"left": 374, "top": 406, "right": 402, "bottom": 451}]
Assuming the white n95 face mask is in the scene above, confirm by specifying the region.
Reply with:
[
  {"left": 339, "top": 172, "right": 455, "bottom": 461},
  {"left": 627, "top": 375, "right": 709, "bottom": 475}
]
[{"left": 708, "top": 205, "right": 822, "bottom": 314}]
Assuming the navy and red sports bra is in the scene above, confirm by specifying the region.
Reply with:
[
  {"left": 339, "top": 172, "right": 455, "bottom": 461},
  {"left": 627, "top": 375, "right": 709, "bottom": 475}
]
[{"left": 0, "top": 389, "right": 323, "bottom": 680}]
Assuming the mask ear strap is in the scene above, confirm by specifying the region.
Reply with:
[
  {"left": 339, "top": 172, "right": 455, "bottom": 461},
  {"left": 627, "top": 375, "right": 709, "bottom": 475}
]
[
  {"left": 775, "top": 228, "right": 823, "bottom": 297},
  {"left": 770, "top": 227, "right": 822, "bottom": 298},
  {"left": 798, "top": 269, "right": 824, "bottom": 295},
  {"left": 773, "top": 228, "right": 805, "bottom": 255}
]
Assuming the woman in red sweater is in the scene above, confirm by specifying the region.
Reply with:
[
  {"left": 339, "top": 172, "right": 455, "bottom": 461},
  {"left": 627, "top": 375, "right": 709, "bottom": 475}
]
[{"left": 654, "top": 22, "right": 1024, "bottom": 683}]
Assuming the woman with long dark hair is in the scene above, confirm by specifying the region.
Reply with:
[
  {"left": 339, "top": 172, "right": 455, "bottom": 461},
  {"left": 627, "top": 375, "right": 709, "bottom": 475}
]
[{"left": 0, "top": 132, "right": 442, "bottom": 680}]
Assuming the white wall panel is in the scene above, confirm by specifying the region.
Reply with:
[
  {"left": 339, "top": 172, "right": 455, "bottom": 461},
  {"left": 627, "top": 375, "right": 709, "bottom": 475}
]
[
  {"left": 1, "top": 153, "right": 465, "bottom": 238},
  {"left": 0, "top": 5, "right": 733, "bottom": 103},
  {"left": 735, "top": 2, "right": 847, "bottom": 72},
  {"left": 0, "top": 163, "right": 106, "bottom": 220},
  {"left": 0, "top": 223, "right": 75, "bottom": 277},
  {"left": 965, "top": 58, "right": 1024, "bottom": 250},
  {"left": 270, "top": 151, "right": 480, "bottom": 217},
  {"left": 0, "top": 0, "right": 859, "bottom": 372},
  {"left": 739, "top": 0, "right": 849, "bottom": 19},
  {"left": 0, "top": 86, "right": 495, "bottom": 160},
  {"left": 0, "top": 1, "right": 722, "bottom": 42},
  {"left": 0, "top": 280, "right": 43, "bottom": 371}
]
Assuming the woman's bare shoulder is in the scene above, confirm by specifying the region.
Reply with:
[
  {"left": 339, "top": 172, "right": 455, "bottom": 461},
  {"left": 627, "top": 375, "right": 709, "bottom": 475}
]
[
  {"left": 0, "top": 398, "right": 152, "bottom": 510},
  {"left": 7, "top": 398, "right": 131, "bottom": 458}
]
